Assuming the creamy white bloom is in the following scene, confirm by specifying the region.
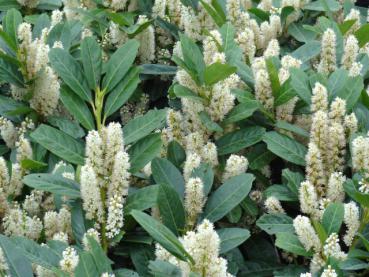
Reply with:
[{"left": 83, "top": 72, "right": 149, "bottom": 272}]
[
  {"left": 293, "top": 215, "right": 321, "bottom": 251},
  {"left": 318, "top": 29, "right": 337, "bottom": 74},
  {"left": 183, "top": 152, "right": 201, "bottom": 182},
  {"left": 83, "top": 228, "right": 100, "bottom": 250},
  {"left": 343, "top": 202, "right": 360, "bottom": 246},
  {"left": 60, "top": 247, "right": 79, "bottom": 274},
  {"left": 321, "top": 265, "right": 338, "bottom": 277},
  {"left": 136, "top": 16, "right": 156, "bottom": 63},
  {"left": 185, "top": 177, "right": 205, "bottom": 227},
  {"left": 0, "top": 117, "right": 17, "bottom": 148},
  {"left": 16, "top": 0, "right": 39, "bottom": 8},
  {"left": 342, "top": 35, "right": 359, "bottom": 70},
  {"left": 264, "top": 196, "right": 285, "bottom": 214},
  {"left": 222, "top": 155, "right": 248, "bottom": 181},
  {"left": 326, "top": 172, "right": 346, "bottom": 202},
  {"left": 311, "top": 82, "right": 329, "bottom": 113},
  {"left": 299, "top": 180, "right": 319, "bottom": 215},
  {"left": 323, "top": 233, "right": 347, "bottom": 261}
]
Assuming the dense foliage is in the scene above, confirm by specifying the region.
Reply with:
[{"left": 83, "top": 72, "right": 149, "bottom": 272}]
[{"left": 0, "top": 0, "right": 369, "bottom": 276}]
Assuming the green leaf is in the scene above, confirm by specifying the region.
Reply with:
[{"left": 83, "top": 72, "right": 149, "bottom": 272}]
[
  {"left": 328, "top": 68, "right": 349, "bottom": 101},
  {"left": 336, "top": 75, "right": 364, "bottom": 110},
  {"left": 173, "top": 84, "right": 204, "bottom": 103},
  {"left": 0, "top": 235, "right": 33, "bottom": 277},
  {"left": 140, "top": 64, "right": 177, "bottom": 75},
  {"left": 131, "top": 210, "right": 193, "bottom": 263},
  {"left": 282, "top": 169, "right": 304, "bottom": 197},
  {"left": 167, "top": 141, "right": 186, "bottom": 168},
  {"left": 157, "top": 183, "right": 186, "bottom": 236},
  {"left": 264, "top": 185, "right": 298, "bottom": 202},
  {"left": 152, "top": 158, "right": 185, "bottom": 198},
  {"left": 3, "top": 8, "right": 22, "bottom": 47},
  {"left": 304, "top": 0, "right": 340, "bottom": 12},
  {"left": 104, "top": 66, "right": 140, "bottom": 117},
  {"left": 0, "top": 29, "right": 17, "bottom": 52},
  {"left": 123, "top": 109, "right": 167, "bottom": 145},
  {"left": 198, "top": 111, "right": 223, "bottom": 132},
  {"left": 179, "top": 33, "right": 205, "bottom": 85},
  {"left": 148, "top": 260, "right": 182, "bottom": 277},
  {"left": 256, "top": 213, "right": 294, "bottom": 235},
  {"left": 216, "top": 126, "right": 266, "bottom": 155},
  {"left": 203, "top": 173, "right": 254, "bottom": 222},
  {"left": 288, "top": 23, "right": 317, "bottom": 43},
  {"left": 70, "top": 200, "right": 86, "bottom": 246},
  {"left": 124, "top": 185, "right": 160, "bottom": 214},
  {"left": 47, "top": 116, "right": 85, "bottom": 139},
  {"left": 275, "top": 233, "right": 312, "bottom": 256},
  {"left": 339, "top": 258, "right": 369, "bottom": 271},
  {"left": 0, "top": 0, "right": 21, "bottom": 11},
  {"left": 339, "top": 19, "right": 357, "bottom": 35},
  {"left": 114, "top": 269, "right": 139, "bottom": 277},
  {"left": 30, "top": 124, "right": 85, "bottom": 165},
  {"left": 81, "top": 37, "right": 102, "bottom": 90},
  {"left": 274, "top": 121, "right": 309, "bottom": 138},
  {"left": 103, "top": 39, "right": 139, "bottom": 92},
  {"left": 49, "top": 48, "right": 91, "bottom": 101},
  {"left": 0, "top": 59, "right": 24, "bottom": 87},
  {"left": 291, "top": 40, "right": 321, "bottom": 66},
  {"left": 199, "top": 0, "right": 225, "bottom": 27},
  {"left": 263, "top": 131, "right": 307, "bottom": 166},
  {"left": 266, "top": 58, "right": 281, "bottom": 98},
  {"left": 247, "top": 144, "right": 276, "bottom": 170},
  {"left": 217, "top": 228, "right": 250, "bottom": 254},
  {"left": 289, "top": 68, "right": 311, "bottom": 104},
  {"left": 191, "top": 163, "right": 214, "bottom": 196},
  {"left": 204, "top": 62, "right": 237, "bottom": 86},
  {"left": 128, "top": 133, "right": 162, "bottom": 173},
  {"left": 60, "top": 85, "right": 95, "bottom": 130},
  {"left": 87, "top": 237, "right": 113, "bottom": 274},
  {"left": 75, "top": 252, "right": 99, "bottom": 277},
  {"left": 10, "top": 236, "right": 59, "bottom": 270},
  {"left": 223, "top": 101, "right": 258, "bottom": 124},
  {"left": 21, "top": 159, "right": 48, "bottom": 170},
  {"left": 354, "top": 23, "right": 369, "bottom": 48},
  {"left": 322, "top": 202, "right": 344, "bottom": 235},
  {"left": 274, "top": 79, "right": 297, "bottom": 106},
  {"left": 23, "top": 173, "right": 80, "bottom": 198}
]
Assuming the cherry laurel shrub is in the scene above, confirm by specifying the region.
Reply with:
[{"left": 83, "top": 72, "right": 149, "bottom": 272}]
[{"left": 0, "top": 0, "right": 369, "bottom": 276}]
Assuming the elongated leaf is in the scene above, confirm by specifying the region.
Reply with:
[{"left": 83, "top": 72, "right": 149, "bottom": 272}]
[
  {"left": 203, "top": 173, "right": 254, "bottom": 222},
  {"left": 0, "top": 0, "right": 21, "bottom": 11},
  {"left": 322, "top": 202, "right": 344, "bottom": 235},
  {"left": 104, "top": 66, "right": 140, "bottom": 117},
  {"left": 81, "top": 37, "right": 102, "bottom": 90},
  {"left": 289, "top": 67, "right": 311, "bottom": 104},
  {"left": 75, "top": 252, "right": 99, "bottom": 277},
  {"left": 103, "top": 39, "right": 139, "bottom": 92},
  {"left": 0, "top": 235, "right": 33, "bottom": 277},
  {"left": 275, "top": 233, "right": 312, "bottom": 256},
  {"left": 60, "top": 85, "right": 95, "bottom": 130},
  {"left": 216, "top": 126, "right": 265, "bottom": 155},
  {"left": 354, "top": 23, "right": 369, "bottom": 47},
  {"left": 148, "top": 260, "right": 182, "bottom": 277},
  {"left": 173, "top": 84, "right": 204, "bottom": 103},
  {"left": 204, "top": 62, "right": 237, "bottom": 86},
  {"left": 167, "top": 141, "right": 186, "bottom": 168},
  {"left": 256, "top": 213, "right": 294, "bottom": 235},
  {"left": 223, "top": 101, "right": 258, "bottom": 124},
  {"left": 263, "top": 131, "right": 307, "bottom": 166},
  {"left": 123, "top": 109, "right": 166, "bottom": 144},
  {"left": 217, "top": 228, "right": 250, "bottom": 254},
  {"left": 23, "top": 173, "right": 80, "bottom": 197},
  {"left": 127, "top": 133, "right": 162, "bottom": 173},
  {"left": 275, "top": 121, "right": 309, "bottom": 138},
  {"left": 131, "top": 210, "right": 193, "bottom": 263},
  {"left": 87, "top": 237, "right": 113, "bottom": 274},
  {"left": 30, "top": 124, "right": 85, "bottom": 165},
  {"left": 288, "top": 23, "right": 316, "bottom": 42},
  {"left": 11, "top": 237, "right": 59, "bottom": 270},
  {"left": 49, "top": 48, "right": 91, "bottom": 101},
  {"left": 157, "top": 183, "right": 185, "bottom": 235},
  {"left": 47, "top": 116, "right": 85, "bottom": 139},
  {"left": 199, "top": 111, "right": 223, "bottom": 132},
  {"left": 151, "top": 158, "right": 185, "bottom": 198},
  {"left": 124, "top": 185, "right": 159, "bottom": 214},
  {"left": 3, "top": 8, "right": 22, "bottom": 46},
  {"left": 336, "top": 75, "right": 363, "bottom": 110}
]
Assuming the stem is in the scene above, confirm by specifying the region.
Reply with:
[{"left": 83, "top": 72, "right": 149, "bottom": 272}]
[{"left": 92, "top": 87, "right": 109, "bottom": 252}]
